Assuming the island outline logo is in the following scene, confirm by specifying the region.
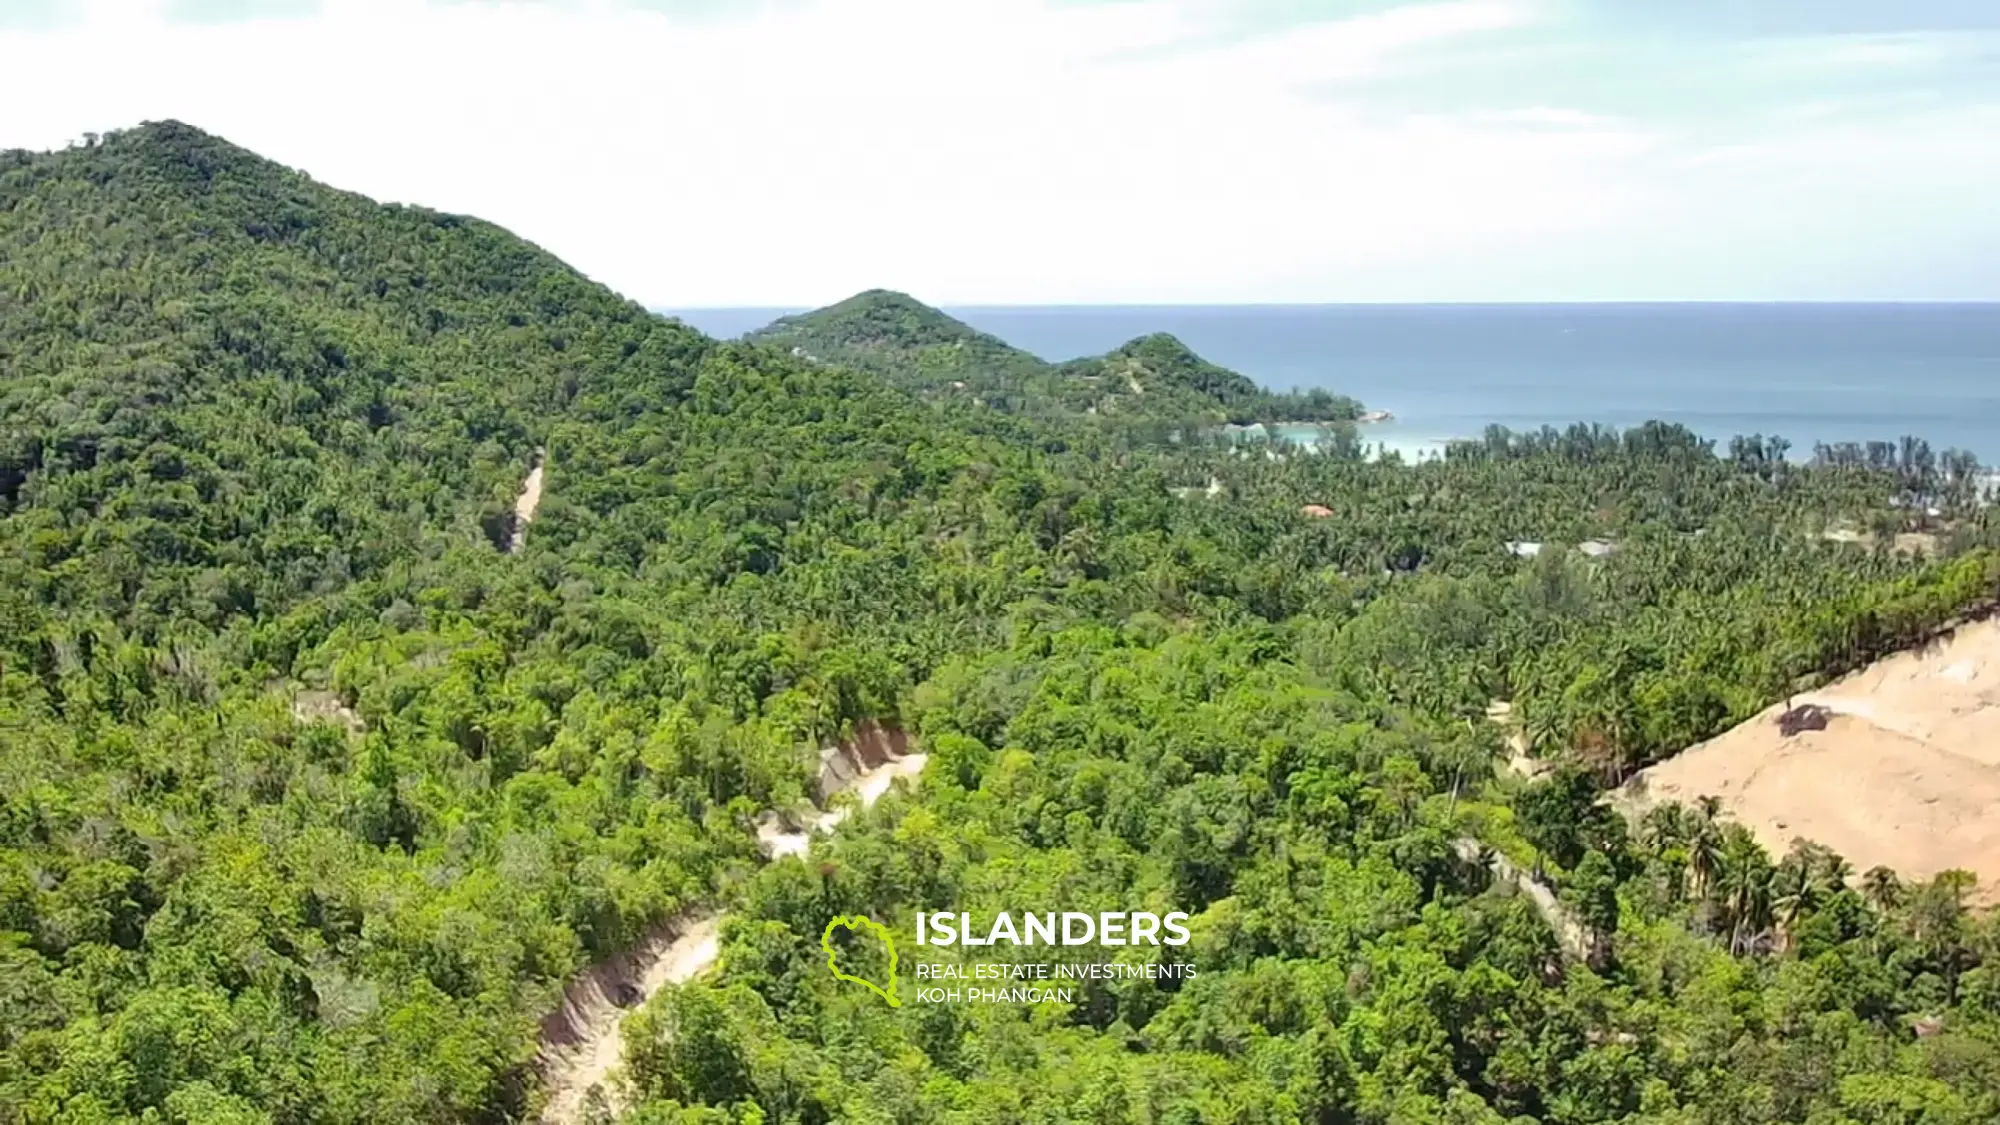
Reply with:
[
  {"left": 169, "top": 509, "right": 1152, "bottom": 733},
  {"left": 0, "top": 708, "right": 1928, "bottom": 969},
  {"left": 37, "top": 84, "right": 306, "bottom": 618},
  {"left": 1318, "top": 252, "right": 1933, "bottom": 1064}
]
[{"left": 822, "top": 914, "right": 901, "bottom": 1007}]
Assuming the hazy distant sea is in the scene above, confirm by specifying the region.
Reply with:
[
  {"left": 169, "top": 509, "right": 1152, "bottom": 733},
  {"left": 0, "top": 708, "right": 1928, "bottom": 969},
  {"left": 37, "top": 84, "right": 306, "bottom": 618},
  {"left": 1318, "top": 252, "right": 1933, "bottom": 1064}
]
[{"left": 667, "top": 304, "right": 2000, "bottom": 464}]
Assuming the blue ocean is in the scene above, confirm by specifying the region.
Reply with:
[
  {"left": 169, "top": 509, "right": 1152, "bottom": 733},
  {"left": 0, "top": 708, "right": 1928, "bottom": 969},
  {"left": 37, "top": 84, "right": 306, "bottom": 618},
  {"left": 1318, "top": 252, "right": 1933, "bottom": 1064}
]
[{"left": 668, "top": 304, "right": 2000, "bottom": 464}]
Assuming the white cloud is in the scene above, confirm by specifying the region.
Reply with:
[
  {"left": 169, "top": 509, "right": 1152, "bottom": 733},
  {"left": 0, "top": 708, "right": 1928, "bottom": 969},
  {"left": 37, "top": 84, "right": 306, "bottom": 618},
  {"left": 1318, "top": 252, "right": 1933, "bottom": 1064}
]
[
  {"left": 1745, "top": 29, "right": 1997, "bottom": 72},
  {"left": 1, "top": 0, "right": 1996, "bottom": 303},
  {"left": 1451, "top": 107, "right": 1622, "bottom": 128}
]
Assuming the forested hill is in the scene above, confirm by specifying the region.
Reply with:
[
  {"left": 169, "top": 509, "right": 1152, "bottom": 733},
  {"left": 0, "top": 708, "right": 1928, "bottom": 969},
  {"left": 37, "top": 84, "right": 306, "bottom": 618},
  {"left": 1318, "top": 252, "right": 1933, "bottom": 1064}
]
[
  {"left": 6, "top": 122, "right": 2000, "bottom": 1125},
  {"left": 0, "top": 120, "right": 707, "bottom": 634},
  {"left": 1056, "top": 331, "right": 1359, "bottom": 424},
  {"left": 0, "top": 122, "right": 991, "bottom": 1120},
  {"left": 747, "top": 287, "right": 1046, "bottom": 388},
  {"left": 747, "top": 288, "right": 1360, "bottom": 424}
]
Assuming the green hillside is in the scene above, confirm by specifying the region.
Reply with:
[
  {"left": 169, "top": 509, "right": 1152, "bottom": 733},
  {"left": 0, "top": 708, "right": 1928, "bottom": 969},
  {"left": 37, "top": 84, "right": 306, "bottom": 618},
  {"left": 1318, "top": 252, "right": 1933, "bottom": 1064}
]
[
  {"left": 3, "top": 123, "right": 2000, "bottom": 1125},
  {"left": 0, "top": 120, "right": 703, "bottom": 632},
  {"left": 748, "top": 287, "right": 1047, "bottom": 388},
  {"left": 1055, "top": 331, "right": 1360, "bottom": 424},
  {"left": 748, "top": 288, "right": 1360, "bottom": 425}
]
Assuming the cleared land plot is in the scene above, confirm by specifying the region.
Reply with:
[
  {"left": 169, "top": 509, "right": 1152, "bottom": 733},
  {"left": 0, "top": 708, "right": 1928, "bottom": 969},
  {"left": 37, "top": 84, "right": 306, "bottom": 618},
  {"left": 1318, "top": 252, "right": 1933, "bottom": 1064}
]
[{"left": 1622, "top": 617, "right": 2000, "bottom": 902}]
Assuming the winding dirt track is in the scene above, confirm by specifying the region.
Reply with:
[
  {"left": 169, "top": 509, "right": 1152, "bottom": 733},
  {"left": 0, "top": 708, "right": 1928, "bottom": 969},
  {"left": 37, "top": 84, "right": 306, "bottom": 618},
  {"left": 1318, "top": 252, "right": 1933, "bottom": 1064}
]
[
  {"left": 535, "top": 732, "right": 927, "bottom": 1122},
  {"left": 536, "top": 916, "right": 722, "bottom": 1124},
  {"left": 508, "top": 452, "right": 545, "bottom": 553},
  {"left": 1452, "top": 837, "right": 1589, "bottom": 963}
]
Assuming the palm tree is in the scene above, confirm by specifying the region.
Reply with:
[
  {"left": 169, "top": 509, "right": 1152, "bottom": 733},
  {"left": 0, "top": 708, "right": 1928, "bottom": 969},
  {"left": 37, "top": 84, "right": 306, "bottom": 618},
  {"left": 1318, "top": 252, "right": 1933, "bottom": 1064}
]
[
  {"left": 1378, "top": 756, "right": 1427, "bottom": 831},
  {"left": 1686, "top": 797, "right": 1726, "bottom": 907},
  {"left": 1769, "top": 840, "right": 1845, "bottom": 953},
  {"left": 1523, "top": 703, "right": 1563, "bottom": 760},
  {"left": 1861, "top": 865, "right": 1903, "bottom": 914},
  {"left": 1639, "top": 803, "right": 1688, "bottom": 856},
  {"left": 1814, "top": 852, "right": 1854, "bottom": 900},
  {"left": 1771, "top": 856, "right": 1808, "bottom": 954},
  {"left": 1439, "top": 726, "right": 1488, "bottom": 820},
  {"left": 1716, "top": 824, "right": 1774, "bottom": 955},
  {"left": 1908, "top": 869, "right": 1978, "bottom": 1002}
]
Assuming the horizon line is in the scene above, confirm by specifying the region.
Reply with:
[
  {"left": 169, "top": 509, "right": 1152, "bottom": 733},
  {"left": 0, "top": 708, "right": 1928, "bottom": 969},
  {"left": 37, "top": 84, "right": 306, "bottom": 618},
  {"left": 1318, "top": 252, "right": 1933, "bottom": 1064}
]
[{"left": 662, "top": 298, "right": 2000, "bottom": 311}]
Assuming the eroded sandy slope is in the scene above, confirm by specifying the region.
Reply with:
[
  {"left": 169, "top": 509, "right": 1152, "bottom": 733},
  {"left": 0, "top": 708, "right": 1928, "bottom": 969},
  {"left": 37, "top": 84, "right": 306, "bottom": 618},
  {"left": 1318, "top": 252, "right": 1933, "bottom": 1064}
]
[
  {"left": 1625, "top": 617, "right": 2000, "bottom": 901},
  {"left": 537, "top": 724, "right": 927, "bottom": 1121}
]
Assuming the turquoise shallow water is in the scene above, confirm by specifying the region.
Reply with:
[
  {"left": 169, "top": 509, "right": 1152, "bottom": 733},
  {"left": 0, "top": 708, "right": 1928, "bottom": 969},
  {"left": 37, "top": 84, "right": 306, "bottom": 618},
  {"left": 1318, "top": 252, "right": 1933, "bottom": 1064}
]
[{"left": 667, "top": 303, "right": 2000, "bottom": 464}]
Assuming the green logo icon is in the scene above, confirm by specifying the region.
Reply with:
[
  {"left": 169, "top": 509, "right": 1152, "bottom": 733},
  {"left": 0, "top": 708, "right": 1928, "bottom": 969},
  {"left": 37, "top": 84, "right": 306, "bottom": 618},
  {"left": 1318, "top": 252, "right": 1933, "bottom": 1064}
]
[{"left": 822, "top": 914, "right": 901, "bottom": 1007}]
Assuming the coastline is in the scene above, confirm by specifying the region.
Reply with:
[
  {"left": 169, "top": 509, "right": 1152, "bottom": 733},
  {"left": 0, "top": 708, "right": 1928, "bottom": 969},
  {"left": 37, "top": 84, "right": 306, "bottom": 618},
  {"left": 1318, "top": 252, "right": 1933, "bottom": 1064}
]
[{"left": 1232, "top": 419, "right": 1453, "bottom": 463}]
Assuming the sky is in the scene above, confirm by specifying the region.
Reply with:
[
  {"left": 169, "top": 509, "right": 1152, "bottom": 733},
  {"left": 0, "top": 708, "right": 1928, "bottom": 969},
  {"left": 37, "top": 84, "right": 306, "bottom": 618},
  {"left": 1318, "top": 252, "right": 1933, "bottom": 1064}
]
[{"left": 2, "top": 0, "right": 1998, "bottom": 306}]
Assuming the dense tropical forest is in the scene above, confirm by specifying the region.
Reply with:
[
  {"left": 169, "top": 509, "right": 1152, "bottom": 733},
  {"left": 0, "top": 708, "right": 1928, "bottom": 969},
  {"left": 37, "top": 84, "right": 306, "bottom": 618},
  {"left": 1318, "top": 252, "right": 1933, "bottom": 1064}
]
[
  {"left": 747, "top": 289, "right": 1360, "bottom": 426},
  {"left": 2, "top": 122, "right": 1998, "bottom": 1125}
]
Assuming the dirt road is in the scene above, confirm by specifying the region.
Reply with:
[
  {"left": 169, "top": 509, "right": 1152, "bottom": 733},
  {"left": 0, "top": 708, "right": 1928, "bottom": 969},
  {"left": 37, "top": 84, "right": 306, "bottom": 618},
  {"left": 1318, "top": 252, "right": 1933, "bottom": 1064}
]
[
  {"left": 1453, "top": 837, "right": 1589, "bottom": 962},
  {"left": 536, "top": 735, "right": 928, "bottom": 1122},
  {"left": 537, "top": 915, "right": 722, "bottom": 1124},
  {"left": 509, "top": 452, "right": 545, "bottom": 553}
]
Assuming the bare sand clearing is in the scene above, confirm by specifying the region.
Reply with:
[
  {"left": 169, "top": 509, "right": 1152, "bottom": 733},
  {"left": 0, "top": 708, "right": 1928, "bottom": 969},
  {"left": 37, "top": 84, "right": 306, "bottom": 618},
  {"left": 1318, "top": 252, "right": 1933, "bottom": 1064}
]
[
  {"left": 289, "top": 689, "right": 364, "bottom": 734},
  {"left": 508, "top": 452, "right": 545, "bottom": 553},
  {"left": 1486, "top": 700, "right": 1550, "bottom": 781},
  {"left": 539, "top": 726, "right": 927, "bottom": 1122},
  {"left": 1819, "top": 527, "right": 1941, "bottom": 555},
  {"left": 1625, "top": 617, "right": 2000, "bottom": 901}
]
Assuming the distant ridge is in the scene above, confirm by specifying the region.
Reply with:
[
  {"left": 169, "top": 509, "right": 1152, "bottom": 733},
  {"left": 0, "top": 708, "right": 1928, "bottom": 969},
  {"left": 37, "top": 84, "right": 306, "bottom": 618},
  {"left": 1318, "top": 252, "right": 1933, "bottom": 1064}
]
[
  {"left": 746, "top": 289, "right": 1360, "bottom": 425},
  {"left": 751, "top": 289, "right": 1048, "bottom": 388}
]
